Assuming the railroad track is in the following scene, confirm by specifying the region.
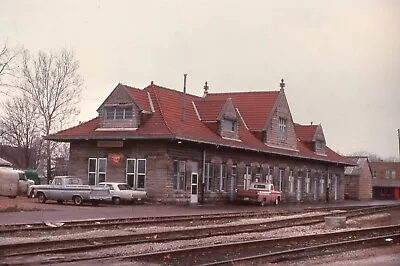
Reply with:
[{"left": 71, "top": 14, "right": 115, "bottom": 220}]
[
  {"left": 0, "top": 204, "right": 391, "bottom": 235},
  {"left": 126, "top": 224, "right": 400, "bottom": 266},
  {"left": 1, "top": 204, "right": 399, "bottom": 265}
]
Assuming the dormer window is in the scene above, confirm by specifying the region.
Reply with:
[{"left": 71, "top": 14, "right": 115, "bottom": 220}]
[
  {"left": 222, "top": 120, "right": 235, "bottom": 132},
  {"left": 106, "top": 106, "right": 133, "bottom": 120},
  {"left": 278, "top": 118, "right": 287, "bottom": 140}
]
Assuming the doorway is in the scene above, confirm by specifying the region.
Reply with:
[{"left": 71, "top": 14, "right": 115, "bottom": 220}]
[{"left": 190, "top": 162, "right": 199, "bottom": 203}]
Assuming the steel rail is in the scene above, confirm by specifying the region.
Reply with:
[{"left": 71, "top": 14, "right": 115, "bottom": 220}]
[
  {"left": 122, "top": 225, "right": 400, "bottom": 265},
  {"left": 0, "top": 205, "right": 397, "bottom": 259},
  {"left": 0, "top": 204, "right": 391, "bottom": 235}
]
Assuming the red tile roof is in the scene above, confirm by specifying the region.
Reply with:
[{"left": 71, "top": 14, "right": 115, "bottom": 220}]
[
  {"left": 205, "top": 91, "right": 280, "bottom": 131},
  {"left": 124, "top": 84, "right": 152, "bottom": 112},
  {"left": 294, "top": 124, "right": 318, "bottom": 142},
  {"left": 48, "top": 83, "right": 351, "bottom": 165},
  {"left": 194, "top": 100, "right": 226, "bottom": 121}
]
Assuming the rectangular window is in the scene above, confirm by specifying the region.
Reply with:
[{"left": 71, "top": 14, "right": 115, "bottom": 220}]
[
  {"left": 305, "top": 171, "right": 311, "bottom": 193},
  {"left": 392, "top": 170, "right": 396, "bottom": 179},
  {"left": 266, "top": 167, "right": 273, "bottom": 185},
  {"left": 244, "top": 166, "right": 252, "bottom": 190},
  {"left": 385, "top": 170, "right": 390, "bottom": 179},
  {"left": 137, "top": 159, "right": 146, "bottom": 189},
  {"left": 278, "top": 118, "right": 287, "bottom": 140},
  {"left": 126, "top": 159, "right": 136, "bottom": 187},
  {"left": 289, "top": 169, "right": 294, "bottom": 193},
  {"left": 217, "top": 163, "right": 227, "bottom": 191},
  {"left": 88, "top": 158, "right": 107, "bottom": 185},
  {"left": 173, "top": 160, "right": 186, "bottom": 190},
  {"left": 105, "top": 106, "right": 133, "bottom": 120},
  {"left": 125, "top": 158, "right": 146, "bottom": 189},
  {"left": 222, "top": 120, "right": 235, "bottom": 132},
  {"left": 278, "top": 168, "right": 285, "bottom": 191},
  {"left": 205, "top": 163, "right": 214, "bottom": 191}
]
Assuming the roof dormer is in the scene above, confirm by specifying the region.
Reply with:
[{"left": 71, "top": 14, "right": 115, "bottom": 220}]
[{"left": 96, "top": 83, "right": 153, "bottom": 130}]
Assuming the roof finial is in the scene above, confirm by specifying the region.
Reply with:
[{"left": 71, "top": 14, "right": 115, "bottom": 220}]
[
  {"left": 280, "top": 78, "right": 285, "bottom": 90},
  {"left": 203, "top": 81, "right": 209, "bottom": 98}
]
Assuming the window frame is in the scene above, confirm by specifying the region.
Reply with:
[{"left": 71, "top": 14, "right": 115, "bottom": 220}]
[
  {"left": 173, "top": 160, "right": 186, "bottom": 190},
  {"left": 105, "top": 106, "right": 133, "bottom": 120},
  {"left": 278, "top": 168, "right": 285, "bottom": 191},
  {"left": 222, "top": 119, "right": 235, "bottom": 132},
  {"left": 278, "top": 118, "right": 287, "bottom": 140}
]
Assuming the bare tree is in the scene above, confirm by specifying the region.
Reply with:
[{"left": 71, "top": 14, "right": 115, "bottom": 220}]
[
  {"left": 0, "top": 43, "right": 20, "bottom": 93},
  {"left": 0, "top": 93, "right": 42, "bottom": 168},
  {"left": 17, "top": 49, "right": 83, "bottom": 180}
]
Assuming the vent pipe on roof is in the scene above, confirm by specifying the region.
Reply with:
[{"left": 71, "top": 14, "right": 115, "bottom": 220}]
[
  {"left": 398, "top": 129, "right": 400, "bottom": 161},
  {"left": 182, "top": 74, "right": 187, "bottom": 122}
]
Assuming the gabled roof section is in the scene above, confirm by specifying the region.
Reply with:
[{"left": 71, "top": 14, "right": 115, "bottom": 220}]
[
  {"left": 205, "top": 91, "right": 280, "bottom": 131},
  {"left": 124, "top": 84, "right": 153, "bottom": 112},
  {"left": 193, "top": 100, "right": 226, "bottom": 121},
  {"left": 294, "top": 123, "right": 318, "bottom": 142}
]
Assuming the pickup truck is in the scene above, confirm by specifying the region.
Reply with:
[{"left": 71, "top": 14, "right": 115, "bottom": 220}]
[
  {"left": 31, "top": 176, "right": 111, "bottom": 206},
  {"left": 99, "top": 182, "right": 147, "bottom": 205},
  {"left": 236, "top": 183, "right": 281, "bottom": 206}
]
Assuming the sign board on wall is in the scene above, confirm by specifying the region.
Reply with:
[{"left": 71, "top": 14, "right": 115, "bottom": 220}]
[
  {"left": 97, "top": 141, "right": 124, "bottom": 148},
  {"left": 109, "top": 153, "right": 124, "bottom": 164}
]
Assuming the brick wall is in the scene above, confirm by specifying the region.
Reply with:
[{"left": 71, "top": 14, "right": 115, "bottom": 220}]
[
  {"left": 265, "top": 94, "right": 297, "bottom": 150},
  {"left": 68, "top": 139, "right": 346, "bottom": 205}
]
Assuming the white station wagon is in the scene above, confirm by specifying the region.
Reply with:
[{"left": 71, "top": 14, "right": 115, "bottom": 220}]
[{"left": 98, "top": 182, "right": 147, "bottom": 205}]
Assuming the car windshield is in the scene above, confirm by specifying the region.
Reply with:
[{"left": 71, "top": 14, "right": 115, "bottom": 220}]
[{"left": 117, "top": 184, "right": 130, "bottom": 190}]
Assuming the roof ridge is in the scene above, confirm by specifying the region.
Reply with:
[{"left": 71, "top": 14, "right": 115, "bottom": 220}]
[
  {"left": 146, "top": 83, "right": 202, "bottom": 99},
  {"left": 207, "top": 90, "right": 280, "bottom": 95}
]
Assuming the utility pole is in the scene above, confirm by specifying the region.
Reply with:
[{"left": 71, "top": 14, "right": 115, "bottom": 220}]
[{"left": 398, "top": 129, "right": 400, "bottom": 162}]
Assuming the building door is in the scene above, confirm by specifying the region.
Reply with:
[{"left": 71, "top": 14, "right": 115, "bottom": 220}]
[
  {"left": 229, "top": 165, "right": 237, "bottom": 201},
  {"left": 190, "top": 162, "right": 199, "bottom": 203},
  {"left": 88, "top": 158, "right": 107, "bottom": 185},
  {"left": 296, "top": 178, "right": 302, "bottom": 201}
]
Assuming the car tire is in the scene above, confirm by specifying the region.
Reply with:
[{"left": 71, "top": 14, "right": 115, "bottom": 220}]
[
  {"left": 37, "top": 193, "right": 46, "bottom": 204},
  {"left": 112, "top": 197, "right": 121, "bottom": 205},
  {"left": 73, "top": 196, "right": 83, "bottom": 206}
]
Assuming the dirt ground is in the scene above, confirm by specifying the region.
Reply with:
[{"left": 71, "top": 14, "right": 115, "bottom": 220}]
[{"left": 0, "top": 196, "right": 39, "bottom": 212}]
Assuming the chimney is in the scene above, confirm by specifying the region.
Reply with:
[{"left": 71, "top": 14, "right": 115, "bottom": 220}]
[
  {"left": 203, "top": 81, "right": 209, "bottom": 98},
  {"left": 182, "top": 74, "right": 187, "bottom": 122},
  {"left": 398, "top": 129, "right": 400, "bottom": 161},
  {"left": 280, "top": 78, "right": 285, "bottom": 91}
]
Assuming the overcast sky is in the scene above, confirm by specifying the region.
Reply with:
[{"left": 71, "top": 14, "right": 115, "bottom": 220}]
[{"left": 1, "top": 0, "right": 399, "bottom": 159}]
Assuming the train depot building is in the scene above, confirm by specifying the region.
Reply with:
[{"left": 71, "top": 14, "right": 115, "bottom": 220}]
[{"left": 46, "top": 79, "right": 353, "bottom": 205}]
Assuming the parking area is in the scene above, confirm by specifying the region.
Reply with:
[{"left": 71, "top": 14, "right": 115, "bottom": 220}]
[{"left": 1, "top": 196, "right": 400, "bottom": 225}]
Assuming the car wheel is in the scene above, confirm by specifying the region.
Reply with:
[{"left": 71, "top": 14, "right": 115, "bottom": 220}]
[
  {"left": 73, "top": 196, "right": 83, "bottom": 206},
  {"left": 37, "top": 193, "right": 46, "bottom": 204},
  {"left": 112, "top": 197, "right": 121, "bottom": 205},
  {"left": 29, "top": 189, "right": 35, "bottom": 198}
]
